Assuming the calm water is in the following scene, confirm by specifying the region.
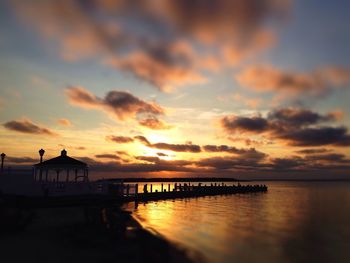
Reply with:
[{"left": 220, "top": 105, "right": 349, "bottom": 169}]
[{"left": 126, "top": 181, "right": 350, "bottom": 263}]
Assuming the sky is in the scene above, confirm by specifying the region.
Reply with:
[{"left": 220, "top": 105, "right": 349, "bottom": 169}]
[{"left": 0, "top": 0, "right": 349, "bottom": 180}]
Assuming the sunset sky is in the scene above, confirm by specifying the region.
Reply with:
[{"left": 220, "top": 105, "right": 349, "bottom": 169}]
[{"left": 1, "top": 0, "right": 350, "bottom": 179}]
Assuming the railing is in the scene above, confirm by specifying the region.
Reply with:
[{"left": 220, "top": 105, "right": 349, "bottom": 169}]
[{"left": 92, "top": 182, "right": 268, "bottom": 199}]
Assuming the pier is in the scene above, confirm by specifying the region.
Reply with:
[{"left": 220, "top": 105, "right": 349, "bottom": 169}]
[
  {"left": 123, "top": 182, "right": 267, "bottom": 202},
  {"left": 1, "top": 182, "right": 267, "bottom": 208}
]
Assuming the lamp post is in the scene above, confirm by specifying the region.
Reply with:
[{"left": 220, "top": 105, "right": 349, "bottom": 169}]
[
  {"left": 1, "top": 153, "right": 5, "bottom": 174},
  {"left": 39, "top": 149, "right": 45, "bottom": 163},
  {"left": 38, "top": 149, "right": 45, "bottom": 181}
]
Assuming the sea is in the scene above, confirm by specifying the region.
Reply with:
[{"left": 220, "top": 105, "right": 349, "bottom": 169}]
[{"left": 125, "top": 181, "right": 350, "bottom": 263}]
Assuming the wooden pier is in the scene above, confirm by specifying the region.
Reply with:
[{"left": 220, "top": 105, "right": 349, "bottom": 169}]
[
  {"left": 1, "top": 183, "right": 267, "bottom": 208},
  {"left": 125, "top": 183, "right": 267, "bottom": 202}
]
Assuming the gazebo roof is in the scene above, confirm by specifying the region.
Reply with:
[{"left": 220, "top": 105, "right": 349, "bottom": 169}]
[{"left": 34, "top": 149, "right": 87, "bottom": 168}]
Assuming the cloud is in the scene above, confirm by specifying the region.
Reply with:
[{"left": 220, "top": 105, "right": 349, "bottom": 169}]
[
  {"left": 138, "top": 116, "right": 172, "bottom": 130},
  {"left": 106, "top": 135, "right": 134, "bottom": 144},
  {"left": 271, "top": 157, "right": 305, "bottom": 170},
  {"left": 221, "top": 115, "right": 269, "bottom": 133},
  {"left": 135, "top": 156, "right": 161, "bottom": 163},
  {"left": 95, "top": 154, "right": 121, "bottom": 160},
  {"left": 268, "top": 108, "right": 337, "bottom": 127},
  {"left": 221, "top": 108, "right": 350, "bottom": 147},
  {"left": 65, "top": 86, "right": 100, "bottom": 109},
  {"left": 133, "top": 135, "right": 266, "bottom": 155},
  {"left": 76, "top": 146, "right": 86, "bottom": 150},
  {"left": 281, "top": 127, "right": 350, "bottom": 146},
  {"left": 57, "top": 118, "right": 72, "bottom": 126},
  {"left": 13, "top": 0, "right": 291, "bottom": 91},
  {"left": 134, "top": 135, "right": 201, "bottom": 152},
  {"left": 134, "top": 135, "right": 151, "bottom": 146},
  {"left": 161, "top": 0, "right": 289, "bottom": 44},
  {"left": 151, "top": 142, "right": 201, "bottom": 153},
  {"left": 196, "top": 156, "right": 266, "bottom": 170},
  {"left": 235, "top": 64, "right": 350, "bottom": 97},
  {"left": 203, "top": 145, "right": 266, "bottom": 159},
  {"left": 66, "top": 86, "right": 164, "bottom": 120},
  {"left": 305, "top": 153, "right": 350, "bottom": 163},
  {"left": 107, "top": 44, "right": 207, "bottom": 91},
  {"left": 296, "top": 148, "right": 330, "bottom": 155},
  {"left": 7, "top": 157, "right": 38, "bottom": 164},
  {"left": 3, "top": 119, "right": 58, "bottom": 136},
  {"left": 228, "top": 137, "right": 270, "bottom": 146}
]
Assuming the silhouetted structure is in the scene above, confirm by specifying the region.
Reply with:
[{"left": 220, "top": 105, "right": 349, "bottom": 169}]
[
  {"left": 0, "top": 152, "right": 5, "bottom": 174},
  {"left": 39, "top": 148, "right": 45, "bottom": 163},
  {"left": 33, "top": 149, "right": 88, "bottom": 183}
]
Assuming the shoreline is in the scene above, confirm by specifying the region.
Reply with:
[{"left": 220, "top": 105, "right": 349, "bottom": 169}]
[{"left": 0, "top": 204, "right": 202, "bottom": 263}]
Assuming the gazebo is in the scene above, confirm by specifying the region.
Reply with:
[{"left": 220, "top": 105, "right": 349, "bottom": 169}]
[{"left": 33, "top": 149, "right": 89, "bottom": 183}]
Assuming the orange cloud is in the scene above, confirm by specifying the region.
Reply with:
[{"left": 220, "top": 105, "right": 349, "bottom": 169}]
[
  {"left": 107, "top": 49, "right": 206, "bottom": 92},
  {"left": 12, "top": 0, "right": 291, "bottom": 91},
  {"left": 138, "top": 116, "right": 173, "bottom": 130},
  {"left": 235, "top": 65, "right": 350, "bottom": 96},
  {"left": 57, "top": 118, "right": 72, "bottom": 126}
]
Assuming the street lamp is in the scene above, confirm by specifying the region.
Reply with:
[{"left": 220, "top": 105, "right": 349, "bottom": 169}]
[
  {"left": 39, "top": 149, "right": 45, "bottom": 163},
  {"left": 1, "top": 153, "right": 5, "bottom": 174}
]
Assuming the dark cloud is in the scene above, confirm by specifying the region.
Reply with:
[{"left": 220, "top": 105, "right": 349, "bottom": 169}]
[
  {"left": 151, "top": 142, "right": 201, "bottom": 153},
  {"left": 138, "top": 116, "right": 172, "bottom": 130},
  {"left": 271, "top": 157, "right": 305, "bottom": 170},
  {"left": 95, "top": 154, "right": 121, "bottom": 160},
  {"left": 7, "top": 157, "right": 37, "bottom": 164},
  {"left": 134, "top": 135, "right": 151, "bottom": 146},
  {"left": 135, "top": 156, "right": 161, "bottom": 163},
  {"left": 134, "top": 135, "right": 201, "bottom": 152},
  {"left": 106, "top": 135, "right": 134, "bottom": 144},
  {"left": 3, "top": 119, "right": 58, "bottom": 136},
  {"left": 305, "top": 153, "right": 350, "bottom": 163},
  {"left": 196, "top": 156, "right": 267, "bottom": 170},
  {"left": 157, "top": 152, "right": 168, "bottom": 157},
  {"left": 228, "top": 137, "right": 268, "bottom": 146},
  {"left": 268, "top": 108, "right": 336, "bottom": 127},
  {"left": 296, "top": 148, "right": 330, "bottom": 154},
  {"left": 203, "top": 145, "right": 266, "bottom": 159},
  {"left": 221, "top": 108, "right": 350, "bottom": 147},
  {"left": 66, "top": 86, "right": 164, "bottom": 120},
  {"left": 282, "top": 127, "right": 350, "bottom": 146},
  {"left": 221, "top": 115, "right": 269, "bottom": 133},
  {"left": 86, "top": 158, "right": 194, "bottom": 173}
]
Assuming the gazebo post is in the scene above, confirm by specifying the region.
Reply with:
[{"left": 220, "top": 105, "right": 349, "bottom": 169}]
[
  {"left": 75, "top": 169, "right": 78, "bottom": 182},
  {"left": 45, "top": 169, "right": 48, "bottom": 182},
  {"left": 66, "top": 169, "right": 69, "bottom": 182},
  {"left": 56, "top": 169, "right": 60, "bottom": 183},
  {"left": 86, "top": 169, "right": 89, "bottom": 182}
]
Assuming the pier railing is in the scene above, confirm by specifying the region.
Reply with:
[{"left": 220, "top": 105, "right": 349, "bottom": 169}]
[{"left": 99, "top": 182, "right": 268, "bottom": 202}]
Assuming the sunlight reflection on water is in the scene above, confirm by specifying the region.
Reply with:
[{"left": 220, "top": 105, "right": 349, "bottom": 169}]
[{"left": 126, "top": 181, "right": 350, "bottom": 263}]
